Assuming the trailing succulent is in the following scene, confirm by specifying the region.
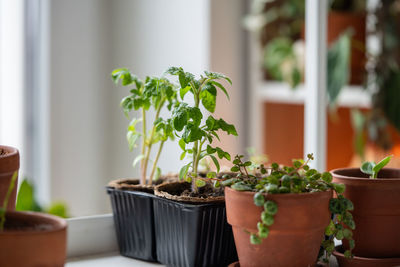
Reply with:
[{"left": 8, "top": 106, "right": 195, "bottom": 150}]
[
  {"left": 223, "top": 154, "right": 355, "bottom": 261},
  {"left": 164, "top": 67, "right": 238, "bottom": 193},
  {"left": 111, "top": 68, "right": 178, "bottom": 185}
]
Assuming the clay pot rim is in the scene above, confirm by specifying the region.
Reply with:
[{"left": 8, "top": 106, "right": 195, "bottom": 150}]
[
  {"left": 225, "top": 186, "right": 332, "bottom": 198},
  {"left": 0, "top": 211, "right": 67, "bottom": 235},
  {"left": 331, "top": 167, "right": 400, "bottom": 182},
  {"left": 0, "top": 145, "right": 18, "bottom": 159},
  {"left": 333, "top": 246, "right": 400, "bottom": 262}
]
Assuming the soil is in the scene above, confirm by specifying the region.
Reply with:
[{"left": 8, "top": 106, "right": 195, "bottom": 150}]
[
  {"left": 3, "top": 218, "right": 54, "bottom": 232},
  {"left": 108, "top": 173, "right": 179, "bottom": 194},
  {"left": 0, "top": 149, "right": 7, "bottom": 156},
  {"left": 155, "top": 180, "right": 225, "bottom": 203}
]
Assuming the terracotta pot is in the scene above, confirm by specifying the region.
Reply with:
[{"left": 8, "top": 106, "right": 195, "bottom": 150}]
[
  {"left": 225, "top": 187, "right": 332, "bottom": 267},
  {"left": 331, "top": 168, "right": 400, "bottom": 258},
  {"left": 333, "top": 246, "right": 400, "bottom": 267},
  {"left": 0, "top": 145, "right": 19, "bottom": 210},
  {"left": 0, "top": 211, "right": 67, "bottom": 267}
]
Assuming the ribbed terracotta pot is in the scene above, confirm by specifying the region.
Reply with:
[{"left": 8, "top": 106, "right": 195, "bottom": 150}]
[
  {"left": 0, "top": 211, "right": 67, "bottom": 266},
  {"left": 225, "top": 187, "right": 332, "bottom": 267},
  {"left": 333, "top": 246, "right": 400, "bottom": 267},
  {"left": 0, "top": 145, "right": 19, "bottom": 210},
  {"left": 331, "top": 168, "right": 400, "bottom": 258}
]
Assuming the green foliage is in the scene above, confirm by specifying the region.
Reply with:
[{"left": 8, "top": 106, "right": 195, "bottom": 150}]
[
  {"left": 16, "top": 178, "right": 69, "bottom": 218},
  {"left": 112, "top": 68, "right": 179, "bottom": 185},
  {"left": 264, "top": 38, "right": 301, "bottom": 88},
  {"left": 263, "top": 32, "right": 351, "bottom": 105},
  {"left": 227, "top": 154, "right": 355, "bottom": 260},
  {"left": 15, "top": 179, "right": 41, "bottom": 212},
  {"left": 327, "top": 32, "right": 351, "bottom": 104},
  {"left": 0, "top": 171, "right": 18, "bottom": 231},
  {"left": 165, "top": 67, "right": 237, "bottom": 192},
  {"left": 360, "top": 155, "right": 392, "bottom": 179}
]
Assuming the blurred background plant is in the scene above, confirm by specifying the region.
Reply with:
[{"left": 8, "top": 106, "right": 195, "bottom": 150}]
[
  {"left": 350, "top": 0, "right": 400, "bottom": 163},
  {"left": 245, "top": 0, "right": 400, "bottom": 167},
  {"left": 16, "top": 178, "right": 69, "bottom": 218},
  {"left": 244, "top": 0, "right": 365, "bottom": 105}
]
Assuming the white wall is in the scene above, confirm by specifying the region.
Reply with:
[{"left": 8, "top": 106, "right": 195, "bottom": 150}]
[
  {"left": 49, "top": 0, "right": 112, "bottom": 216},
  {"left": 49, "top": 0, "right": 214, "bottom": 216}
]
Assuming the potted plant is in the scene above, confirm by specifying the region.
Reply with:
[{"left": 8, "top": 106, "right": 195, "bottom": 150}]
[
  {"left": 0, "top": 171, "right": 67, "bottom": 266},
  {"left": 107, "top": 68, "right": 178, "bottom": 261},
  {"left": 332, "top": 156, "right": 400, "bottom": 266},
  {"left": 0, "top": 145, "right": 19, "bottom": 210},
  {"left": 153, "top": 67, "right": 238, "bottom": 267},
  {"left": 224, "top": 154, "right": 355, "bottom": 267}
]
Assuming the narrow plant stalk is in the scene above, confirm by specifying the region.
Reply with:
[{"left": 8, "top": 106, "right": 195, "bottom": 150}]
[
  {"left": 149, "top": 140, "right": 165, "bottom": 182},
  {"left": 142, "top": 100, "right": 165, "bottom": 186},
  {"left": 0, "top": 171, "right": 18, "bottom": 231},
  {"left": 140, "top": 107, "right": 147, "bottom": 185},
  {"left": 191, "top": 86, "right": 201, "bottom": 193}
]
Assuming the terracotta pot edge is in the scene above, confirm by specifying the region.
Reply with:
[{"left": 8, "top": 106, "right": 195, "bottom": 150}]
[
  {"left": 225, "top": 186, "right": 332, "bottom": 199},
  {"left": 1, "top": 211, "right": 67, "bottom": 235},
  {"left": 331, "top": 167, "right": 400, "bottom": 181}
]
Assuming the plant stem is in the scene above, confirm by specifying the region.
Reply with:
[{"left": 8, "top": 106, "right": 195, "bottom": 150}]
[
  {"left": 149, "top": 140, "right": 165, "bottom": 182},
  {"left": 191, "top": 83, "right": 201, "bottom": 193},
  {"left": 143, "top": 100, "right": 165, "bottom": 186},
  {"left": 140, "top": 107, "right": 147, "bottom": 185},
  {"left": 0, "top": 171, "right": 18, "bottom": 231}
]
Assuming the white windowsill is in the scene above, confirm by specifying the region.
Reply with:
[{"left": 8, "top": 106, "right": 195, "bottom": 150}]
[
  {"left": 67, "top": 252, "right": 162, "bottom": 267},
  {"left": 66, "top": 213, "right": 339, "bottom": 266},
  {"left": 257, "top": 81, "right": 371, "bottom": 108}
]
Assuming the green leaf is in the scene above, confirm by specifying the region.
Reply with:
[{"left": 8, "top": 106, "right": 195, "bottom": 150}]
[
  {"left": 182, "top": 124, "right": 204, "bottom": 143},
  {"left": 127, "top": 132, "right": 140, "bottom": 151},
  {"left": 207, "top": 145, "right": 216, "bottom": 154},
  {"left": 209, "top": 155, "right": 220, "bottom": 173},
  {"left": 211, "top": 81, "right": 230, "bottom": 100},
  {"left": 231, "top": 166, "right": 240, "bottom": 172},
  {"left": 111, "top": 68, "right": 136, "bottom": 86},
  {"left": 179, "top": 164, "right": 190, "bottom": 180},
  {"left": 261, "top": 211, "right": 274, "bottom": 226},
  {"left": 257, "top": 222, "right": 270, "bottom": 238},
  {"left": 133, "top": 154, "right": 145, "bottom": 167},
  {"left": 207, "top": 172, "right": 217, "bottom": 178},
  {"left": 195, "top": 179, "right": 206, "bottom": 187},
  {"left": 16, "top": 179, "right": 42, "bottom": 212},
  {"left": 179, "top": 139, "right": 186, "bottom": 151},
  {"left": 372, "top": 155, "right": 392, "bottom": 178},
  {"left": 46, "top": 202, "right": 68, "bottom": 218},
  {"left": 165, "top": 66, "right": 183, "bottom": 75},
  {"left": 343, "top": 228, "right": 353, "bottom": 239},
  {"left": 200, "top": 89, "right": 216, "bottom": 113},
  {"left": 180, "top": 151, "right": 187, "bottom": 160},
  {"left": 327, "top": 32, "right": 351, "bottom": 104},
  {"left": 360, "top": 161, "right": 374, "bottom": 176},
  {"left": 321, "top": 172, "right": 333, "bottom": 183},
  {"left": 250, "top": 234, "right": 261, "bottom": 245},
  {"left": 293, "top": 160, "right": 302, "bottom": 168},
  {"left": 325, "top": 220, "right": 336, "bottom": 236},
  {"left": 213, "top": 180, "right": 221, "bottom": 188},
  {"left": 231, "top": 181, "right": 252, "bottom": 191},
  {"left": 204, "top": 70, "right": 232, "bottom": 84},
  {"left": 180, "top": 86, "right": 190, "bottom": 99},
  {"left": 333, "top": 183, "right": 345, "bottom": 194},
  {"left": 155, "top": 167, "right": 161, "bottom": 181},
  {"left": 264, "top": 200, "right": 278, "bottom": 215},
  {"left": 253, "top": 192, "right": 265, "bottom": 207}
]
